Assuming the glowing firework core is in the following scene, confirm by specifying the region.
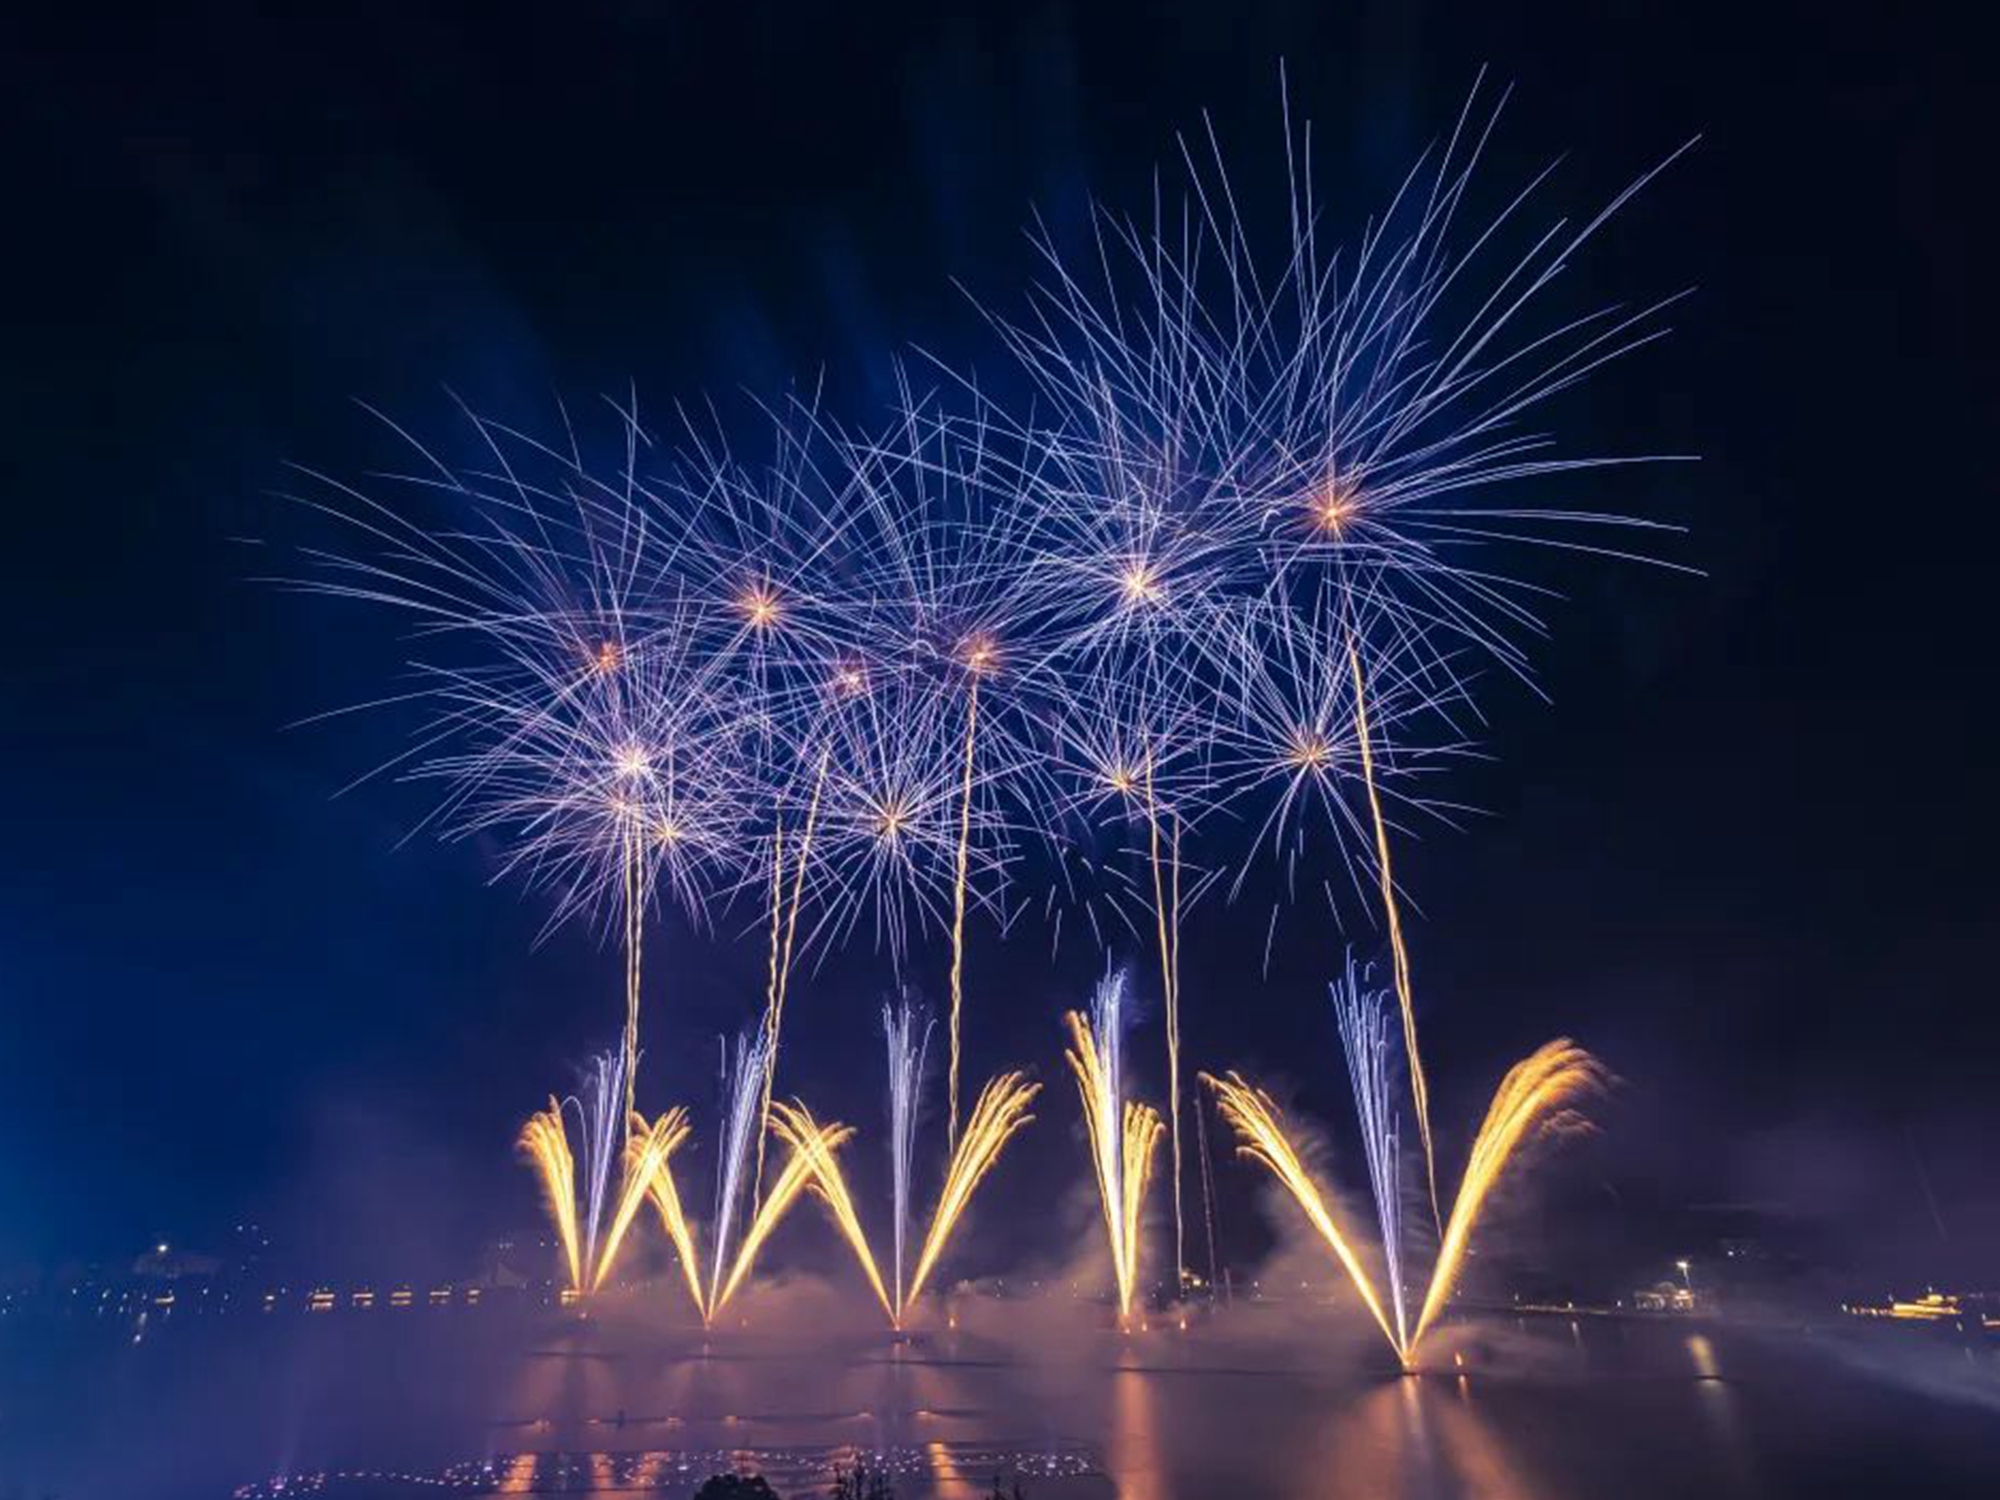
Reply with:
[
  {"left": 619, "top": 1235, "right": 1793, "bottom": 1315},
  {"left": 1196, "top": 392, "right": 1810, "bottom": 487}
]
[
  {"left": 960, "top": 634, "right": 998, "bottom": 675},
  {"left": 1309, "top": 483, "right": 1359, "bottom": 537},
  {"left": 736, "top": 583, "right": 781, "bottom": 630},
  {"left": 1118, "top": 559, "right": 1164, "bottom": 607},
  {"left": 1285, "top": 731, "right": 1332, "bottom": 772}
]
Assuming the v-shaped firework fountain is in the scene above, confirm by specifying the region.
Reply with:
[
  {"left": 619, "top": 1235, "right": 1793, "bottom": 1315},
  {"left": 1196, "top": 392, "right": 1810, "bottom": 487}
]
[{"left": 774, "top": 998, "right": 1041, "bottom": 1328}]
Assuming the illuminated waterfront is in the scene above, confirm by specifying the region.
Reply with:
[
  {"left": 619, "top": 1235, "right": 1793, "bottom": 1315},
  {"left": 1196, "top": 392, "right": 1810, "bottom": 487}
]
[{"left": 5, "top": 1295, "right": 1997, "bottom": 1497}]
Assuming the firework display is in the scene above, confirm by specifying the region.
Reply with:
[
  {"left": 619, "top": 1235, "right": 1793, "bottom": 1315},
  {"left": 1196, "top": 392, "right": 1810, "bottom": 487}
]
[{"left": 290, "top": 83, "right": 1681, "bottom": 1352}]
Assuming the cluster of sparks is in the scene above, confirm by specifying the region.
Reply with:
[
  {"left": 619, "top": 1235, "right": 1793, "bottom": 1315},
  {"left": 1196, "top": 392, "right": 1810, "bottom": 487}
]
[{"left": 290, "top": 79, "right": 1684, "bottom": 1341}]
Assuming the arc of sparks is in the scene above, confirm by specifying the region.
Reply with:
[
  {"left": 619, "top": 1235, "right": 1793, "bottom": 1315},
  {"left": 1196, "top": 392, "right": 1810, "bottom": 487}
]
[
  {"left": 710, "top": 1105, "right": 857, "bottom": 1317},
  {"left": 1201, "top": 1072, "right": 1399, "bottom": 1351},
  {"left": 520, "top": 1098, "right": 583, "bottom": 1293},
  {"left": 903, "top": 1071, "right": 1041, "bottom": 1312},
  {"left": 639, "top": 1113, "right": 709, "bottom": 1319},
  {"left": 1412, "top": 1041, "right": 1603, "bottom": 1347},
  {"left": 1346, "top": 638, "right": 1439, "bottom": 1231},
  {"left": 592, "top": 1109, "right": 692, "bottom": 1292},
  {"left": 770, "top": 1100, "right": 895, "bottom": 1321}
]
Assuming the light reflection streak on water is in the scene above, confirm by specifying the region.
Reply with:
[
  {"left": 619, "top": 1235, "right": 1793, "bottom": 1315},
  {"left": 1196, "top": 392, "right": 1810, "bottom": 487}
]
[
  {"left": 1108, "top": 1367, "right": 1164, "bottom": 1500},
  {"left": 926, "top": 1438, "right": 968, "bottom": 1491},
  {"left": 498, "top": 1451, "right": 535, "bottom": 1493},
  {"left": 1432, "top": 1384, "right": 1547, "bottom": 1500},
  {"left": 1687, "top": 1332, "right": 1720, "bottom": 1380},
  {"left": 1687, "top": 1331, "right": 1753, "bottom": 1489}
]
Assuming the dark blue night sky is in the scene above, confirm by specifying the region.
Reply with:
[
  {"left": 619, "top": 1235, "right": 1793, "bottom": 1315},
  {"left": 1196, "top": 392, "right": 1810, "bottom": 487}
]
[{"left": 0, "top": 2, "right": 1988, "bottom": 1286}]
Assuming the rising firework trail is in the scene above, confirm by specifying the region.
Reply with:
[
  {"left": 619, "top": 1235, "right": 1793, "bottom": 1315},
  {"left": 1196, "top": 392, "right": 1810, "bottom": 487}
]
[
  {"left": 754, "top": 747, "right": 832, "bottom": 1202},
  {"left": 947, "top": 645, "right": 983, "bottom": 1148},
  {"left": 1333, "top": 958, "right": 1409, "bottom": 1349},
  {"left": 577, "top": 1050, "right": 630, "bottom": 1281},
  {"left": 883, "top": 998, "right": 934, "bottom": 1313},
  {"left": 751, "top": 820, "right": 787, "bottom": 1207},
  {"left": 1064, "top": 970, "right": 1164, "bottom": 1323},
  {"left": 1347, "top": 639, "right": 1439, "bottom": 1229},
  {"left": 709, "top": 1029, "right": 774, "bottom": 1309}
]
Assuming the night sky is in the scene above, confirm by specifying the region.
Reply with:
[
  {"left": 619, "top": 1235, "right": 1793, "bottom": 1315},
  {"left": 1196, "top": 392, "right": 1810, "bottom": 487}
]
[{"left": 1, "top": 3, "right": 1989, "bottom": 1287}]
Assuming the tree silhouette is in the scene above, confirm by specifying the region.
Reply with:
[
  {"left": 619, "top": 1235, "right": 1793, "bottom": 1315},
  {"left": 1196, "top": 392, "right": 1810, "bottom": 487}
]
[{"left": 829, "top": 1460, "right": 896, "bottom": 1499}]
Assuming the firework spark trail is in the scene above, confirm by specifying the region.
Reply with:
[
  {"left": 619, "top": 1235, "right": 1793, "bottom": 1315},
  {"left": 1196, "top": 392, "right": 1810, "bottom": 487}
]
[
  {"left": 751, "top": 820, "right": 785, "bottom": 1208},
  {"left": 1347, "top": 639, "right": 1439, "bottom": 1230},
  {"left": 1141, "top": 754, "right": 1185, "bottom": 1296},
  {"left": 1333, "top": 958, "right": 1409, "bottom": 1349},
  {"left": 709, "top": 1108, "right": 860, "bottom": 1317},
  {"left": 883, "top": 999, "right": 934, "bottom": 1312},
  {"left": 756, "top": 750, "right": 829, "bottom": 1193},
  {"left": 1194, "top": 1079, "right": 1223, "bottom": 1298},
  {"left": 947, "top": 671, "right": 980, "bottom": 1148},
  {"left": 708, "top": 1030, "right": 774, "bottom": 1309},
  {"left": 1200, "top": 1071, "right": 1399, "bottom": 1353},
  {"left": 903, "top": 1070, "right": 1041, "bottom": 1312},
  {"left": 770, "top": 1100, "right": 895, "bottom": 1321},
  {"left": 1411, "top": 1040, "right": 1603, "bottom": 1348},
  {"left": 1064, "top": 971, "right": 1164, "bottom": 1321},
  {"left": 576, "top": 1050, "right": 630, "bottom": 1281},
  {"left": 637, "top": 1111, "right": 709, "bottom": 1319},
  {"left": 519, "top": 1099, "right": 583, "bottom": 1293},
  {"left": 621, "top": 826, "right": 646, "bottom": 1130},
  {"left": 592, "top": 1108, "right": 692, "bottom": 1293}
]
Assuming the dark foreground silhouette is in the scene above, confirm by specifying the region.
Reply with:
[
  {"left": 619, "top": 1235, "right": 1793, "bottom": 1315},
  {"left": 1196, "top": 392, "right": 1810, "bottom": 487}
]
[{"left": 691, "top": 1466, "right": 1029, "bottom": 1500}]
